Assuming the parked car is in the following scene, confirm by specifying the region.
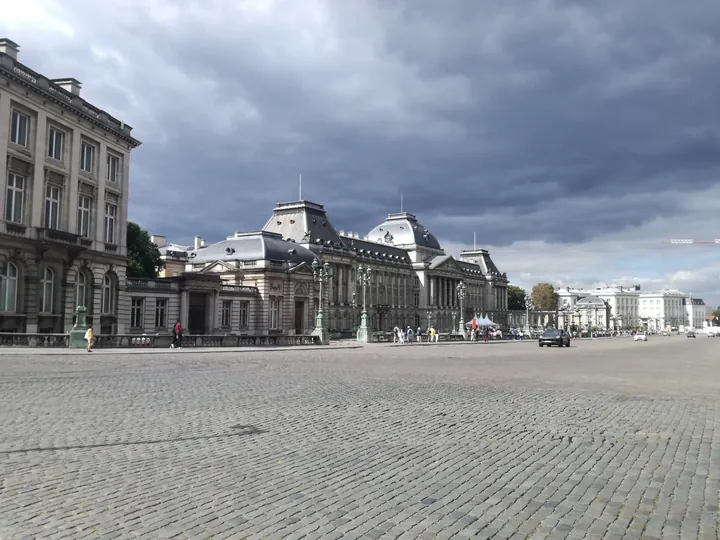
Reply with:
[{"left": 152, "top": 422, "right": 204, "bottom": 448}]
[
  {"left": 539, "top": 329, "right": 571, "bottom": 347},
  {"left": 707, "top": 328, "right": 719, "bottom": 337},
  {"left": 634, "top": 332, "right": 648, "bottom": 341},
  {"left": 686, "top": 330, "right": 696, "bottom": 338}
]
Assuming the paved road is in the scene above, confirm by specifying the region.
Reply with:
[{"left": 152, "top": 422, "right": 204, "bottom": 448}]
[{"left": 1, "top": 336, "right": 719, "bottom": 539}]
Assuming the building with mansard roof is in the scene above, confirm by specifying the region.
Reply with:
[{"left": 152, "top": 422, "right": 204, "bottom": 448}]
[{"left": 130, "top": 199, "right": 509, "bottom": 338}]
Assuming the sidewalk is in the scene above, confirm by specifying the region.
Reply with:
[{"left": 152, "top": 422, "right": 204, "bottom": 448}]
[{"left": 0, "top": 343, "right": 363, "bottom": 356}]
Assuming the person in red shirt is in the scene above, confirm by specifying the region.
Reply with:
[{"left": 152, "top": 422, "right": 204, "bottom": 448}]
[{"left": 171, "top": 320, "right": 183, "bottom": 348}]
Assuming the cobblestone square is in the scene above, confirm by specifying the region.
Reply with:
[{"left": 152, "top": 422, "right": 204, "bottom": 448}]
[{"left": 1, "top": 337, "right": 719, "bottom": 539}]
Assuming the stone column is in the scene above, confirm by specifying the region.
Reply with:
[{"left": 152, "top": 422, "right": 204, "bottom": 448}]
[
  {"left": 63, "top": 266, "right": 76, "bottom": 333},
  {"left": 180, "top": 289, "right": 190, "bottom": 329}
]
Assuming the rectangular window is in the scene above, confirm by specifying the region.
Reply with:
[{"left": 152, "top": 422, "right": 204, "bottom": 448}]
[
  {"left": 81, "top": 142, "right": 95, "bottom": 173},
  {"left": 5, "top": 173, "right": 25, "bottom": 224},
  {"left": 413, "top": 291, "right": 420, "bottom": 307},
  {"left": 48, "top": 127, "right": 65, "bottom": 161},
  {"left": 10, "top": 110, "right": 29, "bottom": 147},
  {"left": 107, "top": 154, "right": 120, "bottom": 183},
  {"left": 44, "top": 185, "right": 61, "bottom": 229},
  {"left": 77, "top": 195, "right": 91, "bottom": 237},
  {"left": 130, "top": 298, "right": 144, "bottom": 328},
  {"left": 239, "top": 301, "right": 249, "bottom": 328},
  {"left": 104, "top": 203, "right": 117, "bottom": 243},
  {"left": 155, "top": 299, "right": 167, "bottom": 328},
  {"left": 221, "top": 300, "right": 232, "bottom": 327},
  {"left": 270, "top": 298, "right": 280, "bottom": 329}
]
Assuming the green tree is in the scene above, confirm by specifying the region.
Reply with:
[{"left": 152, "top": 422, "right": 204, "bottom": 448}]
[
  {"left": 127, "top": 221, "right": 164, "bottom": 278},
  {"left": 531, "top": 282, "right": 557, "bottom": 311},
  {"left": 507, "top": 285, "right": 527, "bottom": 310},
  {"left": 712, "top": 308, "right": 720, "bottom": 318}
]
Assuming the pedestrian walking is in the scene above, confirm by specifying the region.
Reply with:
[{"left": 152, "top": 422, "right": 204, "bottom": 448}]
[
  {"left": 85, "top": 326, "right": 94, "bottom": 352},
  {"left": 406, "top": 326, "right": 413, "bottom": 344},
  {"left": 483, "top": 327, "right": 489, "bottom": 343},
  {"left": 171, "top": 320, "right": 183, "bottom": 348},
  {"left": 393, "top": 325, "right": 401, "bottom": 344},
  {"left": 416, "top": 326, "right": 422, "bottom": 343}
]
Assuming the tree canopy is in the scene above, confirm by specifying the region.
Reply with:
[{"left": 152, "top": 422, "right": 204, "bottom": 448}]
[
  {"left": 531, "top": 282, "right": 557, "bottom": 311},
  {"left": 127, "top": 221, "right": 164, "bottom": 279},
  {"left": 507, "top": 285, "right": 527, "bottom": 310}
]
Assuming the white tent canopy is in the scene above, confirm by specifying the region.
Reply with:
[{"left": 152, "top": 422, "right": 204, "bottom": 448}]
[{"left": 466, "top": 314, "right": 498, "bottom": 327}]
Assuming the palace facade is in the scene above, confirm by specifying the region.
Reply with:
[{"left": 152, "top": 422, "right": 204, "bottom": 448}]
[
  {"left": 0, "top": 39, "right": 141, "bottom": 335},
  {"left": 137, "top": 199, "right": 509, "bottom": 337}
]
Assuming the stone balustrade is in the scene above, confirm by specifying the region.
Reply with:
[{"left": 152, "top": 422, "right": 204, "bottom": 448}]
[{"left": 0, "top": 333, "right": 319, "bottom": 348}]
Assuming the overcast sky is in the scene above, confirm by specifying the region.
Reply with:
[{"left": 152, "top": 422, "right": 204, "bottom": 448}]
[{"left": 3, "top": 0, "right": 720, "bottom": 306}]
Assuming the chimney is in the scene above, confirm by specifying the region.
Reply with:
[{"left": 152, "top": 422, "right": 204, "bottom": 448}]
[
  {"left": 51, "top": 78, "right": 82, "bottom": 96},
  {"left": 194, "top": 236, "right": 204, "bottom": 250},
  {"left": 150, "top": 235, "right": 167, "bottom": 247},
  {"left": 0, "top": 38, "right": 19, "bottom": 61}
]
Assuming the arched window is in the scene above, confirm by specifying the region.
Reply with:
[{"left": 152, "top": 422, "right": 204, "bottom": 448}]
[
  {"left": 0, "top": 263, "right": 18, "bottom": 312},
  {"left": 41, "top": 267, "right": 54, "bottom": 313},
  {"left": 75, "top": 272, "right": 88, "bottom": 310},
  {"left": 102, "top": 274, "right": 116, "bottom": 314}
]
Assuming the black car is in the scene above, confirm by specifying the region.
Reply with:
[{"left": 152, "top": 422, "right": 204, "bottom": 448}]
[{"left": 539, "top": 329, "right": 571, "bottom": 347}]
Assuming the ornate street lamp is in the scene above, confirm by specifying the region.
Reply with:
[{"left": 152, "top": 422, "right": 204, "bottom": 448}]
[
  {"left": 311, "top": 259, "right": 332, "bottom": 345},
  {"left": 356, "top": 264, "right": 373, "bottom": 343},
  {"left": 525, "top": 297, "right": 534, "bottom": 336},
  {"left": 426, "top": 310, "right": 433, "bottom": 329},
  {"left": 456, "top": 281, "right": 467, "bottom": 338}
]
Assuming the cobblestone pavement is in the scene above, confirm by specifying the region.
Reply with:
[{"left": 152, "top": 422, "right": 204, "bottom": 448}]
[{"left": 1, "top": 336, "right": 719, "bottom": 539}]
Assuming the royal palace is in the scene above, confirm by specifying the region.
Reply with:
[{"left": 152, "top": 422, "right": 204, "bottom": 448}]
[{"left": 0, "top": 38, "right": 508, "bottom": 340}]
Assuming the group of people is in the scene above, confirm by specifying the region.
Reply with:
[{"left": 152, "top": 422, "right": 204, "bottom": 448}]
[
  {"left": 393, "top": 325, "right": 440, "bottom": 343},
  {"left": 83, "top": 320, "right": 184, "bottom": 352}
]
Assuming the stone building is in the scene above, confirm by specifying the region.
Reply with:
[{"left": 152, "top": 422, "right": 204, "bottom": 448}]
[
  {"left": 133, "top": 199, "right": 509, "bottom": 337},
  {"left": 0, "top": 38, "right": 141, "bottom": 334}
]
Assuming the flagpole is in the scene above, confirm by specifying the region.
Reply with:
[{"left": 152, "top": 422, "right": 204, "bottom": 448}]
[{"left": 299, "top": 173, "right": 302, "bottom": 200}]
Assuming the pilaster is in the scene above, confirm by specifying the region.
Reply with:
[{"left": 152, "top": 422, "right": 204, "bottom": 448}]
[
  {"left": 30, "top": 111, "right": 47, "bottom": 228},
  {"left": 0, "top": 94, "right": 10, "bottom": 215},
  {"left": 67, "top": 127, "right": 81, "bottom": 234},
  {"left": 95, "top": 142, "right": 107, "bottom": 244}
]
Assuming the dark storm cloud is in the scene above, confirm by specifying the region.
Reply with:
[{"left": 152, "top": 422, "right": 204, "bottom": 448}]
[{"left": 4, "top": 0, "right": 720, "bottom": 246}]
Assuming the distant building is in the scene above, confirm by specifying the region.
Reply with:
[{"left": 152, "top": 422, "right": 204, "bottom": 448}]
[
  {"left": 0, "top": 38, "right": 141, "bottom": 334},
  {"left": 683, "top": 296, "right": 706, "bottom": 330},
  {"left": 555, "top": 284, "right": 701, "bottom": 330}
]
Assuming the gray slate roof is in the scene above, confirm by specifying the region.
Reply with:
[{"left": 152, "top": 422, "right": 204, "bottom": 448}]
[
  {"left": 188, "top": 231, "right": 317, "bottom": 264},
  {"left": 263, "top": 201, "right": 345, "bottom": 248},
  {"left": 159, "top": 243, "right": 191, "bottom": 257},
  {"left": 340, "top": 236, "right": 411, "bottom": 264},
  {"left": 367, "top": 212, "right": 442, "bottom": 250}
]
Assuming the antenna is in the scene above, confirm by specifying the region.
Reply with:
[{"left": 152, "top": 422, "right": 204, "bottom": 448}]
[
  {"left": 474, "top": 232, "right": 477, "bottom": 250},
  {"left": 298, "top": 173, "right": 302, "bottom": 201},
  {"left": 400, "top": 190, "right": 404, "bottom": 213}
]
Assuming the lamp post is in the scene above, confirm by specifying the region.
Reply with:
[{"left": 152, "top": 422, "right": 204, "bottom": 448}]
[
  {"left": 311, "top": 259, "right": 332, "bottom": 345},
  {"left": 525, "top": 298, "right": 534, "bottom": 337},
  {"left": 456, "top": 281, "right": 467, "bottom": 338},
  {"left": 426, "top": 310, "right": 433, "bottom": 330},
  {"left": 356, "top": 264, "right": 373, "bottom": 343}
]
